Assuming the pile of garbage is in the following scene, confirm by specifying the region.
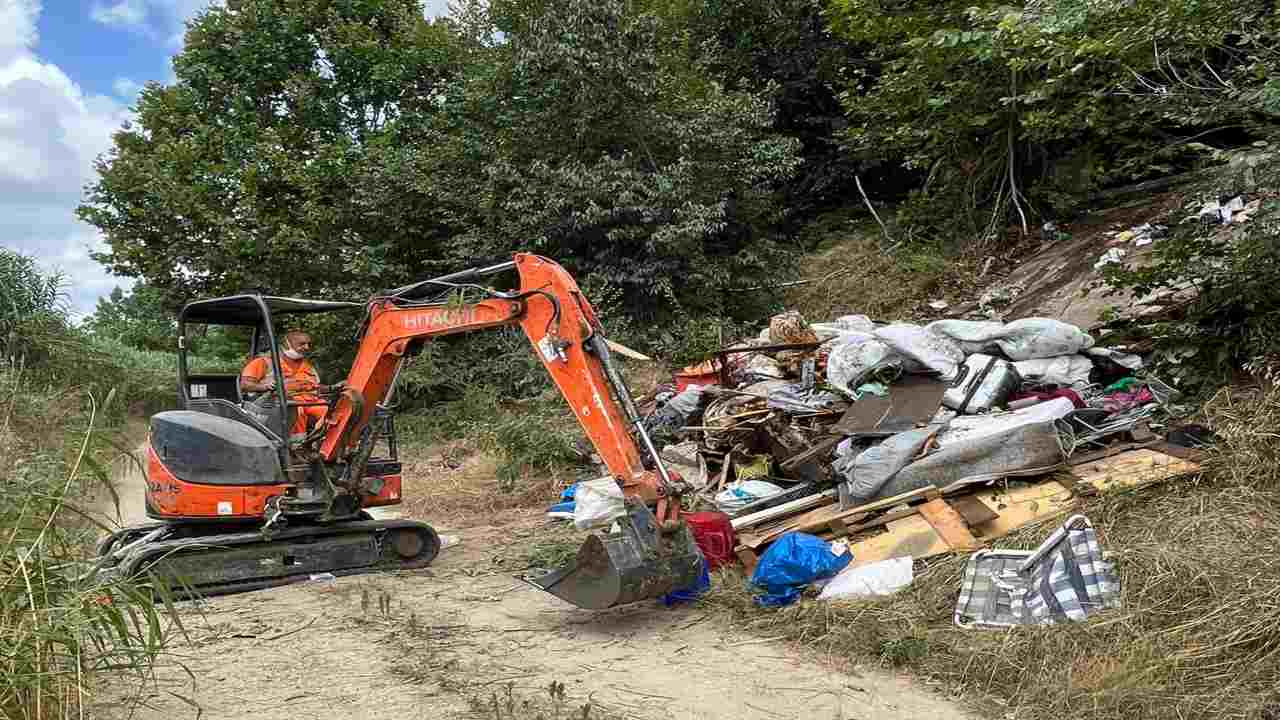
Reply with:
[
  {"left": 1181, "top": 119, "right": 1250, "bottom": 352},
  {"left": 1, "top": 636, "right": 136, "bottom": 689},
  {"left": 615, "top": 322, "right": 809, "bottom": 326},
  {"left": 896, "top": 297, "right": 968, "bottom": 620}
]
[
  {"left": 547, "top": 308, "right": 1201, "bottom": 611},
  {"left": 634, "top": 310, "right": 1162, "bottom": 517}
]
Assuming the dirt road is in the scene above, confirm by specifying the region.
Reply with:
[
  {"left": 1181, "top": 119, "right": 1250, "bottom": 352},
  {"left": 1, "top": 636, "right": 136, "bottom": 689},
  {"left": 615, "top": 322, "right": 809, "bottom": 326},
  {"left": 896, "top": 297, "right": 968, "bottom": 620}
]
[{"left": 91, "top": 447, "right": 970, "bottom": 720}]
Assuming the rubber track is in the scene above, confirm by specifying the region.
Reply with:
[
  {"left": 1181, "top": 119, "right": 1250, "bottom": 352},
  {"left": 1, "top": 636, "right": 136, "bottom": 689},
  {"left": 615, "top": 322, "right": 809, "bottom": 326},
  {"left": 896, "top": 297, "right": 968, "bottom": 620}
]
[{"left": 115, "top": 519, "right": 440, "bottom": 599}]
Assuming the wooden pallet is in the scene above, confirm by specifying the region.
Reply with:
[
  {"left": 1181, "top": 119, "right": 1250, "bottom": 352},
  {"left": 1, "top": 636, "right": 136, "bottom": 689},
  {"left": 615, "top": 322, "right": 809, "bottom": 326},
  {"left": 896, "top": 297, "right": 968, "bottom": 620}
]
[{"left": 732, "top": 447, "right": 1200, "bottom": 574}]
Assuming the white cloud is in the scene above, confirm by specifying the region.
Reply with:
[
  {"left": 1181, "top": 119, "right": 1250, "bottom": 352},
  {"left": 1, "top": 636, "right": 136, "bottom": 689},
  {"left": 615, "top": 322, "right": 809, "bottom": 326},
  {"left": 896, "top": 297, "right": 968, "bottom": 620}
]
[
  {"left": 0, "top": 0, "right": 40, "bottom": 65},
  {"left": 90, "top": 0, "right": 217, "bottom": 49},
  {"left": 90, "top": 0, "right": 148, "bottom": 27},
  {"left": 2, "top": 0, "right": 136, "bottom": 319},
  {"left": 113, "top": 76, "right": 143, "bottom": 100}
]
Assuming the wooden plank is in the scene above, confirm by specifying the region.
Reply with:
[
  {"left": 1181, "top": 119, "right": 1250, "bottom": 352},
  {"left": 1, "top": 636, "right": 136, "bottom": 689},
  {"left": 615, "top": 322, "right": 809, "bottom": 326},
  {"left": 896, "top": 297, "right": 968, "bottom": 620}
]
[
  {"left": 730, "top": 488, "right": 839, "bottom": 530},
  {"left": 747, "top": 449, "right": 1202, "bottom": 569},
  {"left": 1073, "top": 448, "right": 1200, "bottom": 494},
  {"left": 965, "top": 480, "right": 1076, "bottom": 538},
  {"left": 844, "top": 515, "right": 951, "bottom": 567},
  {"left": 917, "top": 499, "right": 980, "bottom": 551},
  {"left": 1148, "top": 441, "right": 1204, "bottom": 462},
  {"left": 740, "top": 485, "right": 938, "bottom": 550},
  {"left": 1067, "top": 440, "right": 1158, "bottom": 467},
  {"left": 949, "top": 495, "right": 998, "bottom": 527},
  {"left": 1056, "top": 471, "right": 1098, "bottom": 497},
  {"left": 779, "top": 435, "right": 844, "bottom": 471}
]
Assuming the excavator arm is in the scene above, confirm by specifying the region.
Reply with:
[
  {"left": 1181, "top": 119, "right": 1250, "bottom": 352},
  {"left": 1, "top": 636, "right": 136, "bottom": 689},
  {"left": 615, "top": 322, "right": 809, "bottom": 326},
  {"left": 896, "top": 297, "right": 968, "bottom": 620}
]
[{"left": 310, "top": 253, "right": 700, "bottom": 608}]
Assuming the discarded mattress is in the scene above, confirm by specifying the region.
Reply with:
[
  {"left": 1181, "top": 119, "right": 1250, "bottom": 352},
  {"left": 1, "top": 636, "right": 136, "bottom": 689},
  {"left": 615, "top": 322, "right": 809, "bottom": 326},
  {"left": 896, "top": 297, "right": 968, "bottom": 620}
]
[
  {"left": 837, "top": 397, "right": 1075, "bottom": 505},
  {"left": 953, "top": 514, "right": 1120, "bottom": 628}
]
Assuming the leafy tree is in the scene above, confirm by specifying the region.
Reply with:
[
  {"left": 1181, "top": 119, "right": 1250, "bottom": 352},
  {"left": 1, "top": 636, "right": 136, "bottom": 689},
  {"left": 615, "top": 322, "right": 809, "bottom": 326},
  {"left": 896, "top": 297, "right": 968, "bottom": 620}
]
[
  {"left": 79, "top": 0, "right": 465, "bottom": 305},
  {"left": 82, "top": 0, "right": 804, "bottom": 333},
  {"left": 825, "top": 0, "right": 1280, "bottom": 243},
  {"left": 667, "top": 0, "right": 865, "bottom": 219},
  {"left": 421, "top": 0, "right": 805, "bottom": 322},
  {"left": 83, "top": 284, "right": 176, "bottom": 353}
]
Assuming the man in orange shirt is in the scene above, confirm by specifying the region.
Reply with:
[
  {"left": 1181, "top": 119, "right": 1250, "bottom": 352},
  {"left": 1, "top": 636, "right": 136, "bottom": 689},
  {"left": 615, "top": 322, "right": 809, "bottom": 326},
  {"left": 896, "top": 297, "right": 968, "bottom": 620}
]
[{"left": 240, "top": 330, "right": 341, "bottom": 440}]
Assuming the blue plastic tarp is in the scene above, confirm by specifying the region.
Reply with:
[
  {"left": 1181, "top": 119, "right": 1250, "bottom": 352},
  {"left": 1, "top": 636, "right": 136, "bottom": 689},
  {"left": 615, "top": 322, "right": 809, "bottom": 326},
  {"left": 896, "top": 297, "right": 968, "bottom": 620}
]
[
  {"left": 749, "top": 532, "right": 852, "bottom": 607},
  {"left": 661, "top": 551, "right": 711, "bottom": 607}
]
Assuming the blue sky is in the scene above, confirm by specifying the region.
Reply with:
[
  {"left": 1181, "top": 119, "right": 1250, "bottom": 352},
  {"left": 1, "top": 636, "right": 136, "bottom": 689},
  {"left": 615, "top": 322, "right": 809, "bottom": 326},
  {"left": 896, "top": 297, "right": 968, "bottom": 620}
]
[{"left": 0, "top": 0, "right": 449, "bottom": 320}]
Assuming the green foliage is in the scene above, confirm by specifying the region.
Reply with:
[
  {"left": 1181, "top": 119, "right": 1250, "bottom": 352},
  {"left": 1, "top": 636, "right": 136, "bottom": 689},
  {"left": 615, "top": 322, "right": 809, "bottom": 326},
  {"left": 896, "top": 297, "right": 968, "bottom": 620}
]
[
  {"left": 1, "top": 254, "right": 182, "bottom": 719},
  {"left": 485, "top": 400, "right": 581, "bottom": 491},
  {"left": 78, "top": 0, "right": 465, "bottom": 304},
  {"left": 406, "top": 0, "right": 806, "bottom": 324},
  {"left": 826, "top": 0, "right": 1280, "bottom": 243},
  {"left": 663, "top": 0, "right": 863, "bottom": 215},
  {"left": 0, "top": 248, "right": 69, "bottom": 369},
  {"left": 82, "top": 283, "right": 176, "bottom": 353}
]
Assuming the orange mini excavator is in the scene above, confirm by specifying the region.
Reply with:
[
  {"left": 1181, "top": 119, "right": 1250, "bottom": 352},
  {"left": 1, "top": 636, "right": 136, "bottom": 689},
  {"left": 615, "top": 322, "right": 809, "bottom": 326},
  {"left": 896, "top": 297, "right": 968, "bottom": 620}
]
[{"left": 93, "top": 254, "right": 701, "bottom": 610}]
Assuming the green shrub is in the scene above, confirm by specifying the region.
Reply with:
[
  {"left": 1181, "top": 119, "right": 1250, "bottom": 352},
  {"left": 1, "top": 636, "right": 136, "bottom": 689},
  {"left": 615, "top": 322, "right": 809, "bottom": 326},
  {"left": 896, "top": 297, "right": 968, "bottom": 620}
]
[{"left": 1, "top": 251, "right": 182, "bottom": 719}]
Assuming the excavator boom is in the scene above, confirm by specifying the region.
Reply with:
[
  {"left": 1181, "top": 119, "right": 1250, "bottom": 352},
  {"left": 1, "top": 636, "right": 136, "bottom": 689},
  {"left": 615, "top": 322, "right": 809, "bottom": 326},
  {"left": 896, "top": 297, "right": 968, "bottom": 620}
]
[{"left": 312, "top": 253, "right": 699, "bottom": 609}]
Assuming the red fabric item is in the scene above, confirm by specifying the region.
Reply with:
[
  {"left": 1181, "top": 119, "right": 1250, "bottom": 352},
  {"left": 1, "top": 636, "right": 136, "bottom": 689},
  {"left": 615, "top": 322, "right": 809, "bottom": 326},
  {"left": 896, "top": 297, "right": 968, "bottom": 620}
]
[
  {"left": 1010, "top": 388, "right": 1086, "bottom": 408},
  {"left": 683, "top": 511, "right": 737, "bottom": 570}
]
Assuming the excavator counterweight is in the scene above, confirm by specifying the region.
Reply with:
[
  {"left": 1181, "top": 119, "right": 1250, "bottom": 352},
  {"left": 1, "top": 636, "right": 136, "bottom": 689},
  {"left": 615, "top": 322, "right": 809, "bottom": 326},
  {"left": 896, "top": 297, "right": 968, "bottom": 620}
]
[{"left": 92, "top": 254, "right": 702, "bottom": 610}]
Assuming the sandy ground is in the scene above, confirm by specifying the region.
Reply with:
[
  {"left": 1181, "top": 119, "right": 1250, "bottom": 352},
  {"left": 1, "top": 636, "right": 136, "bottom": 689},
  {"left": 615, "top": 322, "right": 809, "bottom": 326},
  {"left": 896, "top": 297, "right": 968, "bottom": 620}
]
[{"left": 88, "top": 445, "right": 971, "bottom": 720}]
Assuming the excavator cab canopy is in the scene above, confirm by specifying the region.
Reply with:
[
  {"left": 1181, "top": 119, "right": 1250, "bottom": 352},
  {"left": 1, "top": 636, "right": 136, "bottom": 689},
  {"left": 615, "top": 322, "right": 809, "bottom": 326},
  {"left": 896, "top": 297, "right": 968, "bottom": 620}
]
[
  {"left": 181, "top": 295, "right": 363, "bottom": 326},
  {"left": 176, "top": 294, "right": 363, "bottom": 443}
]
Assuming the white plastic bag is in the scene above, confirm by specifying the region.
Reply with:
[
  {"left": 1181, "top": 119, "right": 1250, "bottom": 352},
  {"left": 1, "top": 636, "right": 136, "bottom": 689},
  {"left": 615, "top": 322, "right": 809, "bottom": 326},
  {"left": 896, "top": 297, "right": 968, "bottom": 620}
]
[
  {"left": 1085, "top": 346, "right": 1143, "bottom": 370},
  {"left": 818, "top": 557, "right": 914, "bottom": 600},
  {"left": 1013, "top": 355, "right": 1093, "bottom": 387},
  {"left": 996, "top": 318, "right": 1095, "bottom": 360},
  {"left": 836, "top": 314, "right": 876, "bottom": 332},
  {"left": 925, "top": 318, "right": 1094, "bottom": 361},
  {"left": 714, "top": 480, "right": 785, "bottom": 514},
  {"left": 573, "top": 478, "right": 626, "bottom": 530},
  {"left": 874, "top": 324, "right": 965, "bottom": 380},
  {"left": 826, "top": 338, "right": 902, "bottom": 396},
  {"left": 925, "top": 319, "right": 1005, "bottom": 355}
]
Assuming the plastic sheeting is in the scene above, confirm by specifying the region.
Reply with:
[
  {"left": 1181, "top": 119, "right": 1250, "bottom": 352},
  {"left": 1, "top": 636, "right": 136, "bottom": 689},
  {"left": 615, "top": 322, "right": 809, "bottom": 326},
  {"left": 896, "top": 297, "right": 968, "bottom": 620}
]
[
  {"left": 926, "top": 319, "right": 1005, "bottom": 356},
  {"left": 836, "top": 423, "right": 946, "bottom": 505},
  {"left": 874, "top": 323, "right": 965, "bottom": 380},
  {"left": 826, "top": 338, "right": 903, "bottom": 397},
  {"left": 573, "top": 478, "right": 626, "bottom": 530},
  {"left": 818, "top": 556, "right": 914, "bottom": 600},
  {"left": 749, "top": 533, "right": 852, "bottom": 607},
  {"left": 767, "top": 383, "right": 844, "bottom": 413},
  {"left": 925, "top": 318, "right": 1095, "bottom": 361},
  {"left": 836, "top": 398, "right": 1075, "bottom": 504},
  {"left": 1013, "top": 355, "right": 1094, "bottom": 388},
  {"left": 1085, "top": 346, "right": 1144, "bottom": 370}
]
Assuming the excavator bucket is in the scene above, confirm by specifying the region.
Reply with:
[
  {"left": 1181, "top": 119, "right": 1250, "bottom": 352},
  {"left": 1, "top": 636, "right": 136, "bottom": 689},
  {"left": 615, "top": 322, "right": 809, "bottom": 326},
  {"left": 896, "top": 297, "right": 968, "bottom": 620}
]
[{"left": 528, "top": 501, "right": 703, "bottom": 610}]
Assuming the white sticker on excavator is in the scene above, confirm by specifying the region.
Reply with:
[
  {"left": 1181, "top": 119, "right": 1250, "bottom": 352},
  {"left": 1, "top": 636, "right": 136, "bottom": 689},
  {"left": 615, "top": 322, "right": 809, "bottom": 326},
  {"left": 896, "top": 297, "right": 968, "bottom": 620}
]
[
  {"left": 217, "top": 501, "right": 233, "bottom": 515},
  {"left": 538, "top": 336, "right": 562, "bottom": 362}
]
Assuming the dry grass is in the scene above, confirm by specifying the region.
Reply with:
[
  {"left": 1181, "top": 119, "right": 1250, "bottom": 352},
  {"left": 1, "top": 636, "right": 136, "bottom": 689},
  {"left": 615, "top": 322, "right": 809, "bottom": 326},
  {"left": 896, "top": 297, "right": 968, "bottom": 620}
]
[
  {"left": 397, "top": 439, "right": 573, "bottom": 528},
  {"left": 700, "top": 386, "right": 1280, "bottom": 720},
  {"left": 785, "top": 221, "right": 988, "bottom": 323}
]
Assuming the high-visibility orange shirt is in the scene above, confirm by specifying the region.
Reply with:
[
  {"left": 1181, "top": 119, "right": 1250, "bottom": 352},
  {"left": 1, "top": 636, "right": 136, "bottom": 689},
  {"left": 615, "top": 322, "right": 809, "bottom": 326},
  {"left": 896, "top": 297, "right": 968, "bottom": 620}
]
[{"left": 241, "top": 355, "right": 321, "bottom": 400}]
